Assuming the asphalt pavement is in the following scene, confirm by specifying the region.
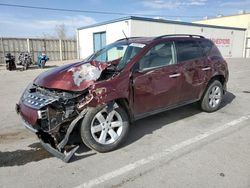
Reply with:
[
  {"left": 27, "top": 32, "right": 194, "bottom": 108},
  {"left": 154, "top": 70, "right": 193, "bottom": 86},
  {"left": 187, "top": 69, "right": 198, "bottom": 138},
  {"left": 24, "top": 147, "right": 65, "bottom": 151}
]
[{"left": 0, "top": 58, "right": 250, "bottom": 188}]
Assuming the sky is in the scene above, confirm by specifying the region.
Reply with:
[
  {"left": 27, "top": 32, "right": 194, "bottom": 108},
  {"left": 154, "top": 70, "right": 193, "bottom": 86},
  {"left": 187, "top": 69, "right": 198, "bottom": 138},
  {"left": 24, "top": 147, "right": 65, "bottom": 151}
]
[{"left": 0, "top": 0, "right": 249, "bottom": 38}]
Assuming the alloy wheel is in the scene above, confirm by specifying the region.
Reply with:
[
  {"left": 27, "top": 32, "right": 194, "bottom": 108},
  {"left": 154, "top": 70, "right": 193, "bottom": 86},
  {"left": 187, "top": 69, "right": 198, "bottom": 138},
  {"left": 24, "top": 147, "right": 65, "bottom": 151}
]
[
  {"left": 208, "top": 85, "right": 222, "bottom": 108},
  {"left": 90, "top": 109, "right": 124, "bottom": 145}
]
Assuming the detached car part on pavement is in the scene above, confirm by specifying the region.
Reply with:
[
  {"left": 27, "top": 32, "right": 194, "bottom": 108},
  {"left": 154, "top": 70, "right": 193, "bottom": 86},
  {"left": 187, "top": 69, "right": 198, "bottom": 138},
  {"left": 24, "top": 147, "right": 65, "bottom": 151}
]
[{"left": 16, "top": 34, "right": 229, "bottom": 162}]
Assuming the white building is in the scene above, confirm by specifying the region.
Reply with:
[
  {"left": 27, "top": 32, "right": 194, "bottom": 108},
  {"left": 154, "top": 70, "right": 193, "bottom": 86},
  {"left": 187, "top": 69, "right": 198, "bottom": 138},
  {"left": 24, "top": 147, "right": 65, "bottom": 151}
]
[
  {"left": 77, "top": 16, "right": 246, "bottom": 59},
  {"left": 193, "top": 13, "right": 250, "bottom": 57}
]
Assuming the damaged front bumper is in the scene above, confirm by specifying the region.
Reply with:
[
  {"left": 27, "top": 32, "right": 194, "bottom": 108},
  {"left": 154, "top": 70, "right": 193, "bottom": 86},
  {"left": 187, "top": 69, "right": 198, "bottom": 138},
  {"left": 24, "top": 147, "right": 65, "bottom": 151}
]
[
  {"left": 17, "top": 103, "right": 87, "bottom": 163},
  {"left": 19, "top": 115, "right": 38, "bottom": 134},
  {"left": 39, "top": 140, "right": 79, "bottom": 163}
]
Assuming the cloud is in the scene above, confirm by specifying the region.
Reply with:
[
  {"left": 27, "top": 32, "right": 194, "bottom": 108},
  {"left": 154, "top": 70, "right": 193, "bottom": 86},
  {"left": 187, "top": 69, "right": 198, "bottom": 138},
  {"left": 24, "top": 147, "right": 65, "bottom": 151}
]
[
  {"left": 220, "top": 0, "right": 250, "bottom": 8},
  {"left": 142, "top": 0, "right": 181, "bottom": 9},
  {"left": 0, "top": 14, "right": 96, "bottom": 37},
  {"left": 188, "top": 0, "right": 207, "bottom": 6},
  {"left": 142, "top": 0, "right": 207, "bottom": 9}
]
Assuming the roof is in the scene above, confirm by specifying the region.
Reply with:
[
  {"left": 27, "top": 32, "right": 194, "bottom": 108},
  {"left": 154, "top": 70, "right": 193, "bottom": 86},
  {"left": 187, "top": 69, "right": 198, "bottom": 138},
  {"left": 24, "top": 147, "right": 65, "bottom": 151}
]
[
  {"left": 194, "top": 13, "right": 250, "bottom": 22},
  {"left": 115, "top": 34, "right": 212, "bottom": 45},
  {"left": 77, "top": 16, "right": 246, "bottom": 31},
  {"left": 116, "top": 37, "right": 155, "bottom": 44}
]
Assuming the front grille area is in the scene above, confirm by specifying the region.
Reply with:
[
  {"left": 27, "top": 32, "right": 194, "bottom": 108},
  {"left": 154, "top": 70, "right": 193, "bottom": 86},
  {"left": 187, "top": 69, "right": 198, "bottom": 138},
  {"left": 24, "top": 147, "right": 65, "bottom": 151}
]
[
  {"left": 37, "top": 110, "right": 48, "bottom": 119},
  {"left": 23, "top": 92, "right": 56, "bottom": 109},
  {"left": 21, "top": 86, "right": 79, "bottom": 133}
]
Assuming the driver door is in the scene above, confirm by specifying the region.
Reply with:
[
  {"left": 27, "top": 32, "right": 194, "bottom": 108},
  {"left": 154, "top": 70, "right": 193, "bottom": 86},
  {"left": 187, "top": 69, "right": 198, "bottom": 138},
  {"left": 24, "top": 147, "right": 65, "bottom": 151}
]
[{"left": 132, "top": 41, "right": 182, "bottom": 116}]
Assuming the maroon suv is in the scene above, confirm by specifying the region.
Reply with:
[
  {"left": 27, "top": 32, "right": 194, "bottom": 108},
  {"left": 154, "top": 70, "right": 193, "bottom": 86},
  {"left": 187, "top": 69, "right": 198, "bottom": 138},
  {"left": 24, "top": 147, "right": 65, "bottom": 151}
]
[{"left": 16, "top": 34, "right": 228, "bottom": 162}]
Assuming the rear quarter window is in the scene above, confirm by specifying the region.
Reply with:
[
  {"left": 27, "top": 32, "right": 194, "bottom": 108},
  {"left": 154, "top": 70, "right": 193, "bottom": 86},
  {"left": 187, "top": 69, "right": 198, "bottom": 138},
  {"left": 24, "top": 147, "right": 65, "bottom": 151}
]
[
  {"left": 200, "top": 40, "right": 222, "bottom": 57},
  {"left": 175, "top": 40, "right": 203, "bottom": 62},
  {"left": 199, "top": 40, "right": 213, "bottom": 56}
]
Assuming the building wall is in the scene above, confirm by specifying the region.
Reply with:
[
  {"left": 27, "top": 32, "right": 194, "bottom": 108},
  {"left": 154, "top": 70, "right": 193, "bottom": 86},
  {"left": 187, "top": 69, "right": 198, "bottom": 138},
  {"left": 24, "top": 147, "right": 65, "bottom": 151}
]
[
  {"left": 78, "top": 18, "right": 246, "bottom": 59},
  {"left": 78, "top": 20, "right": 131, "bottom": 59},
  {"left": 130, "top": 20, "right": 246, "bottom": 58},
  {"left": 246, "top": 37, "right": 250, "bottom": 58},
  {"left": 193, "top": 14, "right": 250, "bottom": 37}
]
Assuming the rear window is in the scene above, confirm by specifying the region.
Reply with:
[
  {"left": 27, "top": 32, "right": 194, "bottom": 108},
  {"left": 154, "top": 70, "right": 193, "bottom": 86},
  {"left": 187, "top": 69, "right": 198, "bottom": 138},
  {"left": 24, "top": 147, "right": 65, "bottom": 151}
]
[{"left": 175, "top": 40, "right": 203, "bottom": 62}]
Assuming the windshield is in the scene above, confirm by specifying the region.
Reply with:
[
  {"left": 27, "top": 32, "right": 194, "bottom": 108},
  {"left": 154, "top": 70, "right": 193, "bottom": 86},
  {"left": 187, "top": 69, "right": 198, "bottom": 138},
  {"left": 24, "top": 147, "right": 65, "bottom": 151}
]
[{"left": 87, "top": 41, "right": 145, "bottom": 70}]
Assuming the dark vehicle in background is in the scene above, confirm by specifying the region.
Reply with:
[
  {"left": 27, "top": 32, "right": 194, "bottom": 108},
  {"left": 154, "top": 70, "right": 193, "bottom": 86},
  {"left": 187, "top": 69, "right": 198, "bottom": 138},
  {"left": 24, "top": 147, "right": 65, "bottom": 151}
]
[
  {"left": 18, "top": 52, "right": 32, "bottom": 70},
  {"left": 5, "top": 53, "right": 16, "bottom": 71},
  {"left": 16, "top": 34, "right": 229, "bottom": 162},
  {"left": 37, "top": 53, "right": 49, "bottom": 68}
]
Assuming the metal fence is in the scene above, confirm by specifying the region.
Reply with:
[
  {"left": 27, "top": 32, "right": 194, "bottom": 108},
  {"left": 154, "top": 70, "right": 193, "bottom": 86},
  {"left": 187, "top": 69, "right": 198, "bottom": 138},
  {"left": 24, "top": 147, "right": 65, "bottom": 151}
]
[{"left": 0, "top": 37, "right": 77, "bottom": 63}]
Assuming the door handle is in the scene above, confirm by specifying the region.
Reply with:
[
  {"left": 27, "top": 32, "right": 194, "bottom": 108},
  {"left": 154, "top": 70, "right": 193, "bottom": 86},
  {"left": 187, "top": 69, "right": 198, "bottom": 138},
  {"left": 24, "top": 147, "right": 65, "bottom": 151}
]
[
  {"left": 202, "top": 67, "right": 211, "bottom": 71},
  {"left": 169, "top": 73, "right": 181, "bottom": 78}
]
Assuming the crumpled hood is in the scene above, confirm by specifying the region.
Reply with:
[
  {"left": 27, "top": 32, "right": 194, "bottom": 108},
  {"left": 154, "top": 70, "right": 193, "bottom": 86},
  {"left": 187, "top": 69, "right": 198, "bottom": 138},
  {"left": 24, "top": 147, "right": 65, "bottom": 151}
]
[{"left": 34, "top": 61, "right": 108, "bottom": 91}]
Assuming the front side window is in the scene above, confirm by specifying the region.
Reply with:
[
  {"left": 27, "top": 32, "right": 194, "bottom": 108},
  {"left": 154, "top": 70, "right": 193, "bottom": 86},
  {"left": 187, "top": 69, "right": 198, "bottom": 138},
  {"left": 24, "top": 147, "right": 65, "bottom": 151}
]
[
  {"left": 138, "top": 42, "right": 176, "bottom": 71},
  {"left": 117, "top": 43, "right": 144, "bottom": 70},
  {"left": 175, "top": 40, "right": 203, "bottom": 62}
]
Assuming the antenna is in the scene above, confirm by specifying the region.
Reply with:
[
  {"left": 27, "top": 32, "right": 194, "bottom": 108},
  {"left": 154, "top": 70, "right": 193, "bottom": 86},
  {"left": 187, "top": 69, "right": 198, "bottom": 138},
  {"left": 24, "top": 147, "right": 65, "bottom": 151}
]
[{"left": 122, "top": 30, "right": 128, "bottom": 40}]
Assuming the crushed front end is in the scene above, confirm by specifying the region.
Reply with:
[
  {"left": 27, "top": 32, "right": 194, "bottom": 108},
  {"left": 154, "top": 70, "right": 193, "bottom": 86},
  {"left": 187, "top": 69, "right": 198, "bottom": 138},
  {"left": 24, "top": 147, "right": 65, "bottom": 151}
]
[
  {"left": 16, "top": 38, "right": 142, "bottom": 162},
  {"left": 16, "top": 84, "right": 90, "bottom": 162}
]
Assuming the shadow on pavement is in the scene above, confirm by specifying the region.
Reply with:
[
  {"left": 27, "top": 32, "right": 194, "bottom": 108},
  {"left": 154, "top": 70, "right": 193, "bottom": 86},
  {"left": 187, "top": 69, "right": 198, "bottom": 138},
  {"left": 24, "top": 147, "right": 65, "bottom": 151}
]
[
  {"left": 220, "top": 91, "right": 236, "bottom": 109},
  {"left": 0, "top": 142, "right": 52, "bottom": 167},
  {"left": 0, "top": 92, "right": 235, "bottom": 165},
  {"left": 70, "top": 145, "right": 96, "bottom": 162},
  {"left": 123, "top": 91, "right": 235, "bottom": 148}
]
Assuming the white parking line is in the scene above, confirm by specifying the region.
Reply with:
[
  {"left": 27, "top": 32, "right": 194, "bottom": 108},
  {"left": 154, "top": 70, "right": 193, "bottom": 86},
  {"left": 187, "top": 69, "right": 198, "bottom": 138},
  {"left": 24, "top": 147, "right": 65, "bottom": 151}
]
[
  {"left": 234, "top": 69, "right": 250, "bottom": 74},
  {"left": 74, "top": 115, "right": 250, "bottom": 188}
]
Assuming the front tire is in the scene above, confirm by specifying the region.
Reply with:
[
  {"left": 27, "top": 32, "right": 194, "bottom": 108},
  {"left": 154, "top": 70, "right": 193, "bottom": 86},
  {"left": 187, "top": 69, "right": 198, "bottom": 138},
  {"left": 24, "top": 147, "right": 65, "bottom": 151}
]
[
  {"left": 80, "top": 104, "right": 129, "bottom": 152},
  {"left": 200, "top": 80, "right": 223, "bottom": 112}
]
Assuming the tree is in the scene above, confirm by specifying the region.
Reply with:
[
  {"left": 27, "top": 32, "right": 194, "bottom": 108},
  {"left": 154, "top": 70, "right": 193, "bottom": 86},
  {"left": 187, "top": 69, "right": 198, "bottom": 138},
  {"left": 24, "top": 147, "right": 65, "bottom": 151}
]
[{"left": 55, "top": 24, "right": 67, "bottom": 39}]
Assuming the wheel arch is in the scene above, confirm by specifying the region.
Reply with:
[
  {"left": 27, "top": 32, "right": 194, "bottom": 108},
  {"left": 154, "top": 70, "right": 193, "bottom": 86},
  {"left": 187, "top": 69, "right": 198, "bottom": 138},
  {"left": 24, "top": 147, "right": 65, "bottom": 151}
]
[
  {"left": 209, "top": 75, "right": 226, "bottom": 87},
  {"left": 200, "top": 74, "right": 226, "bottom": 100},
  {"left": 114, "top": 98, "right": 133, "bottom": 123}
]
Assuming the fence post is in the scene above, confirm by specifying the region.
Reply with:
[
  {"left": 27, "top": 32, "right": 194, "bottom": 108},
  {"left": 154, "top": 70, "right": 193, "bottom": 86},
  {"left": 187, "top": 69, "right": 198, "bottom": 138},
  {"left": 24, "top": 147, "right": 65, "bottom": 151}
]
[
  {"left": 1, "top": 37, "right": 5, "bottom": 54},
  {"left": 59, "top": 39, "right": 63, "bottom": 61},
  {"left": 0, "top": 38, "right": 4, "bottom": 64},
  {"left": 76, "top": 30, "right": 80, "bottom": 59},
  {"left": 27, "top": 38, "right": 30, "bottom": 53}
]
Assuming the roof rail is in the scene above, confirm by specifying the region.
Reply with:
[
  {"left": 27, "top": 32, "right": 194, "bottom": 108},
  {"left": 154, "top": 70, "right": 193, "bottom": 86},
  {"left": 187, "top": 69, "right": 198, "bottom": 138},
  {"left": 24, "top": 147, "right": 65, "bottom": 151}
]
[
  {"left": 154, "top": 34, "right": 205, "bottom": 40},
  {"left": 116, "top": 37, "right": 143, "bottom": 42}
]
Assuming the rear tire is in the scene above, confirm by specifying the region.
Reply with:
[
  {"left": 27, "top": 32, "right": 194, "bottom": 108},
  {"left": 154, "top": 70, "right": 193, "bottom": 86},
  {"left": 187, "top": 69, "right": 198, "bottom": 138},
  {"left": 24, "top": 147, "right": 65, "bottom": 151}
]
[
  {"left": 80, "top": 104, "right": 129, "bottom": 153},
  {"left": 200, "top": 80, "right": 223, "bottom": 112}
]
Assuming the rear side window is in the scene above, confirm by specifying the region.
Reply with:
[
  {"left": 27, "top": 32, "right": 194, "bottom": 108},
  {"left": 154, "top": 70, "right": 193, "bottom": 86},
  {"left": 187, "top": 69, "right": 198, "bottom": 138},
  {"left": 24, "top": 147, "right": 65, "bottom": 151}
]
[{"left": 175, "top": 40, "right": 203, "bottom": 62}]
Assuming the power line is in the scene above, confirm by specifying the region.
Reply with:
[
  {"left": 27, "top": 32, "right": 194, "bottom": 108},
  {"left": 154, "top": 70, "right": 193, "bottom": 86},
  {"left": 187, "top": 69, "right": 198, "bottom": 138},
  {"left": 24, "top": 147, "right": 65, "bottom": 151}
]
[{"left": 0, "top": 3, "right": 205, "bottom": 18}]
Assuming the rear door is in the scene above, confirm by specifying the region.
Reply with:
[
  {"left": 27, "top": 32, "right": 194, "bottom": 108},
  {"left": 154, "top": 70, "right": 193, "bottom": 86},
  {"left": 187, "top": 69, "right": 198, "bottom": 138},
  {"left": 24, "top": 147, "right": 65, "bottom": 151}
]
[
  {"left": 198, "top": 40, "right": 214, "bottom": 83},
  {"left": 175, "top": 39, "right": 207, "bottom": 101},
  {"left": 132, "top": 41, "right": 182, "bottom": 115}
]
